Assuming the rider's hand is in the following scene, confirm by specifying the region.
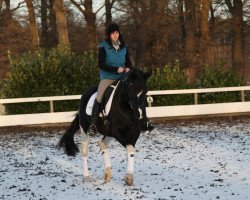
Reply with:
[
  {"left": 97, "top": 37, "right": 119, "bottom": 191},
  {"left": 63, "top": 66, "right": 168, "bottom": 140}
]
[
  {"left": 117, "top": 67, "right": 124, "bottom": 73},
  {"left": 125, "top": 68, "right": 130, "bottom": 73}
]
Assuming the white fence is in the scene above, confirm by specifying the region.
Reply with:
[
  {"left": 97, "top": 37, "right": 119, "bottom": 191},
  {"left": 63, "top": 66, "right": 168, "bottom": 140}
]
[{"left": 0, "top": 86, "right": 250, "bottom": 127}]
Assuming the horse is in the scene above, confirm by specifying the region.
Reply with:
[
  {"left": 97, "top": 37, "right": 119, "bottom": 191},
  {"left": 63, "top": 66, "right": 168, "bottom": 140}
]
[{"left": 57, "top": 68, "right": 152, "bottom": 186}]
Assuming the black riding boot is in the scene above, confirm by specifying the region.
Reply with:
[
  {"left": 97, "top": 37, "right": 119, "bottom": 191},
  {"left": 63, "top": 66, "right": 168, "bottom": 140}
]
[{"left": 87, "top": 100, "right": 100, "bottom": 136}]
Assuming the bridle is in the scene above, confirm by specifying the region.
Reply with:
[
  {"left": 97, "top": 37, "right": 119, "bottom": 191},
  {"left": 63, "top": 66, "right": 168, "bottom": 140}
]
[{"left": 122, "top": 75, "right": 146, "bottom": 111}]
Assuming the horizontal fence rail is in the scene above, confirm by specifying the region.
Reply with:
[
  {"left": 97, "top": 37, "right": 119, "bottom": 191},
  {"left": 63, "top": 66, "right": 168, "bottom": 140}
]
[{"left": 0, "top": 86, "right": 250, "bottom": 127}]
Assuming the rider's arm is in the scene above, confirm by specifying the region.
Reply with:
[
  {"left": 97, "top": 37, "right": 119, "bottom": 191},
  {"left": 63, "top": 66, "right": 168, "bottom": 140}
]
[
  {"left": 98, "top": 47, "right": 119, "bottom": 73},
  {"left": 125, "top": 49, "right": 132, "bottom": 69}
]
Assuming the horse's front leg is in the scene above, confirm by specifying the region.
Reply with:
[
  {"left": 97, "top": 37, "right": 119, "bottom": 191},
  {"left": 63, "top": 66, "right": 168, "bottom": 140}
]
[
  {"left": 124, "top": 144, "right": 135, "bottom": 186},
  {"left": 99, "top": 136, "right": 112, "bottom": 182},
  {"left": 80, "top": 126, "right": 91, "bottom": 182}
]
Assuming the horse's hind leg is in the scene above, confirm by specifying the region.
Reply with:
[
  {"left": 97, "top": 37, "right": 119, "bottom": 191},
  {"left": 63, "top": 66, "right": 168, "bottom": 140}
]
[
  {"left": 124, "top": 144, "right": 135, "bottom": 186},
  {"left": 80, "top": 126, "right": 91, "bottom": 182},
  {"left": 99, "top": 137, "right": 112, "bottom": 182}
]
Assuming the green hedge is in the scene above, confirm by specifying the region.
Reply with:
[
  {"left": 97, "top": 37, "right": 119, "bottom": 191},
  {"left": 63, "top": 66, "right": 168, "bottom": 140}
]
[
  {"left": 147, "top": 62, "right": 193, "bottom": 106},
  {"left": 196, "top": 62, "right": 243, "bottom": 104},
  {"left": 1, "top": 46, "right": 99, "bottom": 114},
  {"left": 0, "top": 48, "right": 244, "bottom": 114}
]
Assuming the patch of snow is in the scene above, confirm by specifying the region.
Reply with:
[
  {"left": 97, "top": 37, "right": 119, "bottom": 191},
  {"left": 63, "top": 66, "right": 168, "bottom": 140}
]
[{"left": 0, "top": 119, "right": 249, "bottom": 200}]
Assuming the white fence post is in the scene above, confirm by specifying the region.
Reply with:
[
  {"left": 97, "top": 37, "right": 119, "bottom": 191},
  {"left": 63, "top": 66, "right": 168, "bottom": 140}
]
[
  {"left": 241, "top": 90, "right": 245, "bottom": 102},
  {"left": 194, "top": 93, "right": 198, "bottom": 105},
  {"left": 50, "top": 100, "right": 54, "bottom": 113}
]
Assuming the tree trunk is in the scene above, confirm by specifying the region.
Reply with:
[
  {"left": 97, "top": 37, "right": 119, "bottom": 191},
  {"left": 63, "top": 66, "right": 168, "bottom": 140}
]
[
  {"left": 225, "top": 0, "right": 244, "bottom": 76},
  {"left": 41, "top": 0, "right": 49, "bottom": 48},
  {"left": 25, "top": 0, "right": 39, "bottom": 48},
  {"left": 0, "top": 0, "right": 3, "bottom": 13},
  {"left": 40, "top": 0, "right": 58, "bottom": 48},
  {"left": 70, "top": 0, "right": 96, "bottom": 50},
  {"left": 1, "top": 0, "right": 11, "bottom": 24},
  {"left": 184, "top": 0, "right": 198, "bottom": 84},
  {"left": 200, "top": 0, "right": 211, "bottom": 64},
  {"left": 83, "top": 0, "right": 96, "bottom": 50},
  {"left": 232, "top": 0, "right": 244, "bottom": 75},
  {"left": 53, "top": 0, "right": 69, "bottom": 45},
  {"left": 105, "top": 0, "right": 112, "bottom": 29},
  {"left": 209, "top": 1, "right": 215, "bottom": 39},
  {"left": 178, "top": 0, "right": 185, "bottom": 45},
  {"left": 48, "top": 0, "right": 58, "bottom": 46}
]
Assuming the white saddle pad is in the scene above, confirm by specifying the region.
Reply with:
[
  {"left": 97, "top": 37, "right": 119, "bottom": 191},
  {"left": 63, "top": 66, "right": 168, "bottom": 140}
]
[
  {"left": 86, "top": 92, "right": 97, "bottom": 116},
  {"left": 86, "top": 81, "right": 120, "bottom": 116}
]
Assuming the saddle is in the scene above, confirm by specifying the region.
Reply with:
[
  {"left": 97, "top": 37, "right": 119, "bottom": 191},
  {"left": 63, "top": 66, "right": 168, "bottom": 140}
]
[{"left": 86, "top": 81, "right": 120, "bottom": 117}]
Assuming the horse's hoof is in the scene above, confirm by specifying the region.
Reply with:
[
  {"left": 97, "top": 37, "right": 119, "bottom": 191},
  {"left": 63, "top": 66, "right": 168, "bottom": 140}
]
[
  {"left": 103, "top": 167, "right": 112, "bottom": 182},
  {"left": 124, "top": 173, "right": 133, "bottom": 186},
  {"left": 84, "top": 175, "right": 92, "bottom": 182},
  {"left": 147, "top": 121, "right": 155, "bottom": 132}
]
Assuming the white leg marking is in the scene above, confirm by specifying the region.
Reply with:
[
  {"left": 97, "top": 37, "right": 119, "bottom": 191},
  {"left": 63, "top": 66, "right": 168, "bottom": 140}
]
[
  {"left": 102, "top": 149, "right": 111, "bottom": 168},
  {"left": 82, "top": 156, "right": 90, "bottom": 177},
  {"left": 126, "top": 145, "right": 135, "bottom": 174},
  {"left": 103, "top": 136, "right": 113, "bottom": 145},
  {"left": 125, "top": 145, "right": 135, "bottom": 185},
  {"left": 80, "top": 126, "right": 90, "bottom": 180},
  {"left": 99, "top": 137, "right": 113, "bottom": 182},
  {"left": 80, "top": 126, "right": 89, "bottom": 157},
  {"left": 99, "top": 138, "right": 112, "bottom": 169}
]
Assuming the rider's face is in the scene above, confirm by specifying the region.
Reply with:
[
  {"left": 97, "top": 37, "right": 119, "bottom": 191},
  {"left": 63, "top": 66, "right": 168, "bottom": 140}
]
[{"left": 110, "top": 31, "right": 119, "bottom": 42}]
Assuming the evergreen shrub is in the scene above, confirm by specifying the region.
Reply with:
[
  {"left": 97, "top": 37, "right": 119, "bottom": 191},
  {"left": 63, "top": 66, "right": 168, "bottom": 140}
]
[
  {"left": 147, "top": 62, "right": 192, "bottom": 106},
  {"left": 1, "top": 46, "right": 99, "bottom": 114},
  {"left": 196, "top": 62, "right": 243, "bottom": 104}
]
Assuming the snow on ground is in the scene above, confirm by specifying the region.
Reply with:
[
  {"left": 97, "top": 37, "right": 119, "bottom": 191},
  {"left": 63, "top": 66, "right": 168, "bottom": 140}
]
[{"left": 0, "top": 118, "right": 249, "bottom": 200}]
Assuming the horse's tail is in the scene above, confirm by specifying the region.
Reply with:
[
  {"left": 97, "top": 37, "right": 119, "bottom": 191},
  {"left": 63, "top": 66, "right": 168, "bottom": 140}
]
[{"left": 57, "top": 113, "right": 80, "bottom": 157}]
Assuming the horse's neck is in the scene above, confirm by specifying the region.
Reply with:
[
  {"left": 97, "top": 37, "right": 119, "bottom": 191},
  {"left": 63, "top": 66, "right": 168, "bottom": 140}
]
[{"left": 114, "top": 82, "right": 130, "bottom": 108}]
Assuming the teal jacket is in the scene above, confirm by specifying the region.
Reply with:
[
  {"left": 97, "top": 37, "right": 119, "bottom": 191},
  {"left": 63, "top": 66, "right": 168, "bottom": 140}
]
[{"left": 98, "top": 40, "right": 132, "bottom": 80}]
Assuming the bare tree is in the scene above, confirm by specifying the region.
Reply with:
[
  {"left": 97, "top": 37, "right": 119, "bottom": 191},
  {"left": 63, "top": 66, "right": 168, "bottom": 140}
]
[
  {"left": 25, "top": 0, "right": 39, "bottom": 48},
  {"left": 183, "top": 0, "right": 198, "bottom": 84},
  {"left": 0, "top": 0, "right": 3, "bottom": 13},
  {"left": 70, "top": 0, "right": 97, "bottom": 50},
  {"left": 105, "top": 0, "right": 116, "bottom": 28},
  {"left": 41, "top": 0, "right": 49, "bottom": 47},
  {"left": 40, "top": 0, "right": 58, "bottom": 48},
  {"left": 117, "top": 0, "right": 171, "bottom": 66},
  {"left": 48, "top": 0, "right": 58, "bottom": 46},
  {"left": 53, "top": 0, "right": 69, "bottom": 44},
  {"left": 200, "top": 0, "right": 211, "bottom": 64},
  {"left": 0, "top": 0, "right": 31, "bottom": 79},
  {"left": 225, "top": 0, "right": 245, "bottom": 76},
  {"left": 178, "top": 0, "right": 186, "bottom": 45}
]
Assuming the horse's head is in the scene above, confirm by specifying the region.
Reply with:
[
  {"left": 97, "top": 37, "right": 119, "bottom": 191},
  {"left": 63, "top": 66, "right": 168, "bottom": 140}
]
[{"left": 123, "top": 68, "right": 152, "bottom": 109}]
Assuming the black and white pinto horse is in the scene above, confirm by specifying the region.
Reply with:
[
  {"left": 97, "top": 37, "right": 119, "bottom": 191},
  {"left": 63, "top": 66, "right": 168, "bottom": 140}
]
[{"left": 58, "top": 68, "right": 152, "bottom": 186}]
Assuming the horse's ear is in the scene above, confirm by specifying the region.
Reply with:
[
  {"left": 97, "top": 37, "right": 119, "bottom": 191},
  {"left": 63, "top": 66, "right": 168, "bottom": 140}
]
[{"left": 144, "top": 68, "right": 152, "bottom": 80}]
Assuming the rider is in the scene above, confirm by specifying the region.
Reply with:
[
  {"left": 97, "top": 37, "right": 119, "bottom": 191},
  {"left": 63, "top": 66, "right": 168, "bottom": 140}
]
[{"left": 87, "top": 23, "right": 154, "bottom": 136}]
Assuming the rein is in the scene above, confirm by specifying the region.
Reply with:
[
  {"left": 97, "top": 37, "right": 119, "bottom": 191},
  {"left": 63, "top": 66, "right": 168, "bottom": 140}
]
[
  {"left": 121, "top": 77, "right": 146, "bottom": 125},
  {"left": 121, "top": 79, "right": 135, "bottom": 110}
]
